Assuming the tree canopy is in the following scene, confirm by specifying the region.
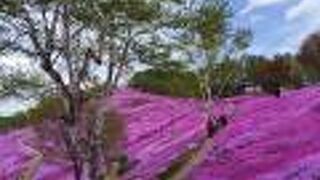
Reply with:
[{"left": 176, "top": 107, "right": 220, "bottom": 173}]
[{"left": 298, "top": 31, "right": 320, "bottom": 83}]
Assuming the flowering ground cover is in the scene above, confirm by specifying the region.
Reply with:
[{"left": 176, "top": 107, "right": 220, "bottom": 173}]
[{"left": 1, "top": 86, "right": 320, "bottom": 179}]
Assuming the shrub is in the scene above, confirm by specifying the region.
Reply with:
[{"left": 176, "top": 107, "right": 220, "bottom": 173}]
[
  {"left": 129, "top": 68, "right": 202, "bottom": 98},
  {"left": 0, "top": 96, "right": 63, "bottom": 132},
  {"left": 0, "top": 112, "right": 25, "bottom": 131}
]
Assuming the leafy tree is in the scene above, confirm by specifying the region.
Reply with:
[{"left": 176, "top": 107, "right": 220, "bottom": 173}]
[
  {"left": 298, "top": 31, "right": 320, "bottom": 83},
  {"left": 198, "top": 58, "right": 244, "bottom": 97},
  {"left": 159, "top": 1, "right": 251, "bottom": 179},
  {"left": 273, "top": 53, "right": 303, "bottom": 89},
  {"left": 0, "top": 0, "right": 189, "bottom": 179},
  {"left": 242, "top": 54, "right": 268, "bottom": 86},
  {"left": 254, "top": 55, "right": 295, "bottom": 97},
  {"left": 0, "top": 0, "right": 249, "bottom": 179},
  {"left": 129, "top": 64, "right": 201, "bottom": 98},
  {"left": 243, "top": 53, "right": 303, "bottom": 92}
]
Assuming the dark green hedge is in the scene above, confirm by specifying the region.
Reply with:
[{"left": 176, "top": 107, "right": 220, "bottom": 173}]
[
  {"left": 0, "top": 96, "right": 62, "bottom": 131},
  {"left": 129, "top": 68, "right": 202, "bottom": 98}
]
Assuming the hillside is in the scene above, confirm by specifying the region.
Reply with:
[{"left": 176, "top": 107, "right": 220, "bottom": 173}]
[{"left": 1, "top": 86, "right": 320, "bottom": 179}]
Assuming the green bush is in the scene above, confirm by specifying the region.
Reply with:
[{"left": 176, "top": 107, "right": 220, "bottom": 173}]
[
  {"left": 0, "top": 96, "right": 63, "bottom": 131},
  {"left": 0, "top": 112, "right": 26, "bottom": 131},
  {"left": 129, "top": 68, "right": 201, "bottom": 98}
]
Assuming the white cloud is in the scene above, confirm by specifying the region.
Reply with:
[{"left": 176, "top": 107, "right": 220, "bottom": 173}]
[
  {"left": 281, "top": 0, "right": 320, "bottom": 52},
  {"left": 286, "top": 0, "right": 320, "bottom": 21},
  {"left": 267, "top": 17, "right": 320, "bottom": 55},
  {"left": 242, "top": 0, "right": 320, "bottom": 55},
  {"left": 241, "top": 0, "right": 289, "bottom": 14}
]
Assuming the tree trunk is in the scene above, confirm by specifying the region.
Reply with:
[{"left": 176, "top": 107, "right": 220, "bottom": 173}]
[
  {"left": 61, "top": 110, "right": 84, "bottom": 180},
  {"left": 167, "top": 57, "right": 219, "bottom": 180}
]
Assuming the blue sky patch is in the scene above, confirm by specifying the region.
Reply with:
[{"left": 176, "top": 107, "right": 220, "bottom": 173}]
[{"left": 232, "top": 0, "right": 320, "bottom": 56}]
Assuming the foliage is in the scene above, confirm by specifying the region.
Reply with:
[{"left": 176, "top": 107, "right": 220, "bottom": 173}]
[
  {"left": 0, "top": 0, "right": 240, "bottom": 179},
  {"left": 0, "top": 0, "right": 178, "bottom": 178},
  {"left": 254, "top": 57, "right": 291, "bottom": 95},
  {"left": 298, "top": 31, "right": 320, "bottom": 83},
  {"left": 83, "top": 85, "right": 106, "bottom": 100},
  {"left": 243, "top": 54, "right": 304, "bottom": 91},
  {"left": 0, "top": 96, "right": 63, "bottom": 132},
  {"left": 129, "top": 67, "right": 201, "bottom": 98},
  {"left": 0, "top": 112, "right": 26, "bottom": 131},
  {"left": 25, "top": 96, "right": 64, "bottom": 120},
  {"left": 155, "top": 0, "right": 250, "bottom": 176},
  {"left": 199, "top": 59, "right": 243, "bottom": 97},
  {"left": 243, "top": 55, "right": 266, "bottom": 86}
]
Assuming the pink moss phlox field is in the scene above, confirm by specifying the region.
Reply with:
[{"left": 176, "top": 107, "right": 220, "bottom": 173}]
[{"left": 1, "top": 86, "right": 320, "bottom": 179}]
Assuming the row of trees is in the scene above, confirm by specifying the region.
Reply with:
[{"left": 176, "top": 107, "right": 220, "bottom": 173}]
[
  {"left": 128, "top": 53, "right": 300, "bottom": 98},
  {"left": 244, "top": 31, "right": 320, "bottom": 94},
  {"left": 130, "top": 29, "right": 320, "bottom": 99}
]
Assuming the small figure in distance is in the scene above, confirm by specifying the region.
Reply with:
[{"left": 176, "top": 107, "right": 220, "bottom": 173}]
[
  {"left": 274, "top": 88, "right": 281, "bottom": 98},
  {"left": 206, "top": 115, "right": 228, "bottom": 138}
]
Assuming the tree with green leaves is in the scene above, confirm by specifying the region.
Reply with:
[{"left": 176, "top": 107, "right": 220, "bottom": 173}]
[
  {"left": 207, "top": 59, "right": 244, "bottom": 97},
  {"left": 243, "top": 54, "right": 267, "bottom": 86},
  {"left": 0, "top": 0, "right": 189, "bottom": 179},
  {"left": 298, "top": 30, "right": 320, "bottom": 83},
  {"left": 242, "top": 53, "right": 303, "bottom": 96},
  {"left": 0, "top": 0, "right": 250, "bottom": 179},
  {"left": 129, "top": 60, "right": 201, "bottom": 98},
  {"left": 157, "top": 1, "right": 251, "bottom": 179}
]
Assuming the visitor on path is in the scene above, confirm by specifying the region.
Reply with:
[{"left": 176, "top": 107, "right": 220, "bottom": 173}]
[{"left": 206, "top": 115, "right": 228, "bottom": 138}]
